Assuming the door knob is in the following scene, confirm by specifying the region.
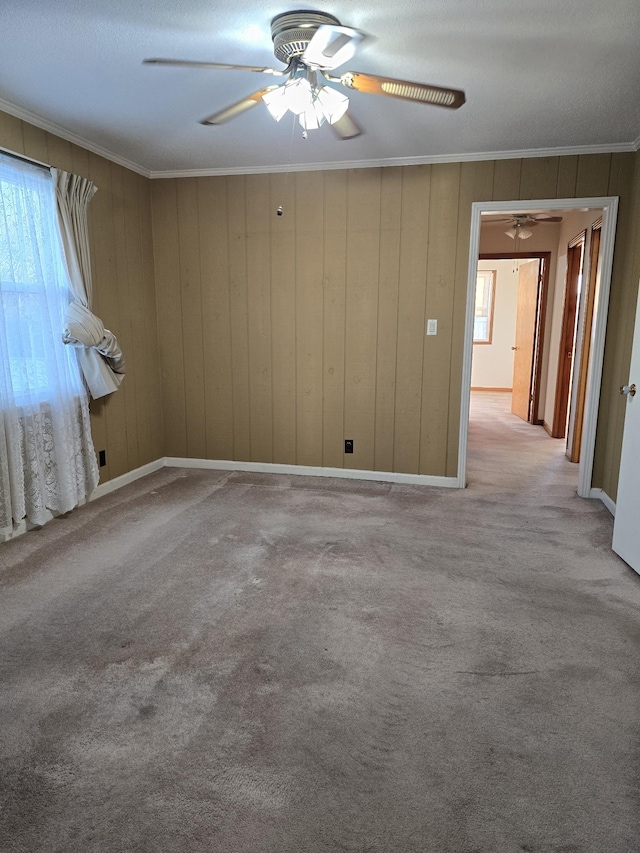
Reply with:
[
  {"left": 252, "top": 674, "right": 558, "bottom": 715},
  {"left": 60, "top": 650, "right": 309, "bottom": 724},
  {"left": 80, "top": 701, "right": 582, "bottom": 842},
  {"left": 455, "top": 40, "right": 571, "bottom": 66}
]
[
  {"left": 511, "top": 346, "right": 517, "bottom": 351},
  {"left": 620, "top": 383, "right": 636, "bottom": 397}
]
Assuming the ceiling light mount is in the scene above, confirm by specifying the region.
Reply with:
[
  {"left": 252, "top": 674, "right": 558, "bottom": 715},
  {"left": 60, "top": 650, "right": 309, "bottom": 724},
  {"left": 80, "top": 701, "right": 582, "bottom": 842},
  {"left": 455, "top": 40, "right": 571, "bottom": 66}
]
[{"left": 271, "top": 11, "right": 342, "bottom": 65}]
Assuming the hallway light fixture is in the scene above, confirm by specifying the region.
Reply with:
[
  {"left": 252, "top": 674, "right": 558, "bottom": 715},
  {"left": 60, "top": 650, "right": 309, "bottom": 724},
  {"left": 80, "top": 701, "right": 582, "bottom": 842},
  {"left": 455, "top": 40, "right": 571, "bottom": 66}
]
[{"left": 505, "top": 225, "right": 533, "bottom": 240}]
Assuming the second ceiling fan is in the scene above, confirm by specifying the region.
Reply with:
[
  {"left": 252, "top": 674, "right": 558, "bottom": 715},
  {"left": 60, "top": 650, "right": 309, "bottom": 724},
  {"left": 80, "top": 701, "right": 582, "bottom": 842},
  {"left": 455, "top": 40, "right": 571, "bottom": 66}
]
[{"left": 489, "top": 213, "right": 563, "bottom": 240}]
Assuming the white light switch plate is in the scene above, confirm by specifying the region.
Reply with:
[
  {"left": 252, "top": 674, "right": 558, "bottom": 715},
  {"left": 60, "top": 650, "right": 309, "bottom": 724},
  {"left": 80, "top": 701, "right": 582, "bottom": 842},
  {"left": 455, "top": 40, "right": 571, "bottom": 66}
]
[{"left": 426, "top": 319, "right": 438, "bottom": 336}]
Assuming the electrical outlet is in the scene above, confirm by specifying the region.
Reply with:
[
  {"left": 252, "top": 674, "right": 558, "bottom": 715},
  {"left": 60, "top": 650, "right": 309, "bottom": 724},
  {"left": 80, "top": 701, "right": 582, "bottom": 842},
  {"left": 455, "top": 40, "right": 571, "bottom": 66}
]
[
  {"left": 98, "top": 449, "right": 106, "bottom": 467},
  {"left": 344, "top": 439, "right": 354, "bottom": 454}
]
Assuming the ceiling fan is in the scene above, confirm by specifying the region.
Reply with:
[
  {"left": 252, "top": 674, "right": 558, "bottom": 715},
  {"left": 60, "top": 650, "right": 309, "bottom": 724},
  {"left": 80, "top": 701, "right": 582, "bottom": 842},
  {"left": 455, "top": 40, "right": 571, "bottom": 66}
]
[
  {"left": 486, "top": 213, "right": 563, "bottom": 240},
  {"left": 144, "top": 10, "right": 466, "bottom": 140}
]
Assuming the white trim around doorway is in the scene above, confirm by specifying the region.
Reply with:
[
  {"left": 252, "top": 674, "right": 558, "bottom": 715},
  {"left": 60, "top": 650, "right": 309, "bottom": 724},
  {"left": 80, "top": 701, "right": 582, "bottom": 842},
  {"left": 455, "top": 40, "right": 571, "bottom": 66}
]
[{"left": 458, "top": 196, "right": 619, "bottom": 498}]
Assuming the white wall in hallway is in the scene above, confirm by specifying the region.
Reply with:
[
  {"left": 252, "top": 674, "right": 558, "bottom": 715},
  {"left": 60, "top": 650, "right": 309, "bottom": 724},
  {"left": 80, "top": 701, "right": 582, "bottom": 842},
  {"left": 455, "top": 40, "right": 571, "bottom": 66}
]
[{"left": 471, "top": 259, "right": 523, "bottom": 389}]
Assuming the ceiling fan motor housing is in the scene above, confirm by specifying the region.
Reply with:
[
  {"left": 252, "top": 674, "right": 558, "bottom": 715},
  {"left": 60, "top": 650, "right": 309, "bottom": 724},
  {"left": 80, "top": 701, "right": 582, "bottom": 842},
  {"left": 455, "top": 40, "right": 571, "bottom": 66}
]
[{"left": 270, "top": 10, "right": 342, "bottom": 65}]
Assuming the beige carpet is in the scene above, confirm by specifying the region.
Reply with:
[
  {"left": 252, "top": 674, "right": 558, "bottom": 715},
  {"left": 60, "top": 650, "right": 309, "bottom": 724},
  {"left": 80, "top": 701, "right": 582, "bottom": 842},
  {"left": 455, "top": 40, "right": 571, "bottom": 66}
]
[{"left": 1, "top": 392, "right": 639, "bottom": 852}]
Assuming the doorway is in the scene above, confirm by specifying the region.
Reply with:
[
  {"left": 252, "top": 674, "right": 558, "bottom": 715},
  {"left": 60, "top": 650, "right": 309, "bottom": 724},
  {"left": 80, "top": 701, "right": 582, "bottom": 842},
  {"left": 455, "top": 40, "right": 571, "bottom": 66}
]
[
  {"left": 474, "top": 253, "right": 550, "bottom": 425},
  {"left": 458, "top": 197, "right": 619, "bottom": 498}
]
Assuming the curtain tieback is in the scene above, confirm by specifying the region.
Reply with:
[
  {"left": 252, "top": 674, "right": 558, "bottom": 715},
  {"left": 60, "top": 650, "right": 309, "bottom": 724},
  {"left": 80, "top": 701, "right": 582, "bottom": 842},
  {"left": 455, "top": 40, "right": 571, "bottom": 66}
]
[{"left": 63, "top": 301, "right": 125, "bottom": 375}]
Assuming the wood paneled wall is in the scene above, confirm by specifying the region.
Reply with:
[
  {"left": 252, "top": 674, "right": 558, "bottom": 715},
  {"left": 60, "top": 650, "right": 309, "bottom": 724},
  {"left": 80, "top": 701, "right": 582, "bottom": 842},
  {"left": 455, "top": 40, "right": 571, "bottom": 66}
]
[
  {"left": 151, "top": 152, "right": 638, "bottom": 491},
  {"left": 3, "top": 107, "right": 637, "bottom": 499},
  {"left": 0, "top": 111, "right": 163, "bottom": 484},
  {"left": 594, "top": 150, "right": 640, "bottom": 499}
]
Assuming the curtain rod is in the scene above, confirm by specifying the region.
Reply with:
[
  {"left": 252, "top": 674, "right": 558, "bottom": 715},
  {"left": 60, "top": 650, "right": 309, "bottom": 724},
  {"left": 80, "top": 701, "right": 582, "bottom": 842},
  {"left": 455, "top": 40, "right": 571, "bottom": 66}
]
[{"left": 0, "top": 145, "right": 51, "bottom": 173}]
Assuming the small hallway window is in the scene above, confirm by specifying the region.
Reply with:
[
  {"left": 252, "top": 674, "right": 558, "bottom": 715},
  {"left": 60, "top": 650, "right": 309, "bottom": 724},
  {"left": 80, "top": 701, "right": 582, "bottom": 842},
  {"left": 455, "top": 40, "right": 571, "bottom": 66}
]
[{"left": 474, "top": 269, "right": 496, "bottom": 344}]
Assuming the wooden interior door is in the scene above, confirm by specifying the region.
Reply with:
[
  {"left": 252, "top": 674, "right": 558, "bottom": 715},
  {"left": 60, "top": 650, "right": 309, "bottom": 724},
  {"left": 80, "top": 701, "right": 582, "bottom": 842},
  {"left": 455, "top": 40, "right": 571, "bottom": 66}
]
[
  {"left": 552, "top": 233, "right": 585, "bottom": 438},
  {"left": 567, "top": 224, "right": 601, "bottom": 462},
  {"left": 511, "top": 260, "right": 540, "bottom": 421}
]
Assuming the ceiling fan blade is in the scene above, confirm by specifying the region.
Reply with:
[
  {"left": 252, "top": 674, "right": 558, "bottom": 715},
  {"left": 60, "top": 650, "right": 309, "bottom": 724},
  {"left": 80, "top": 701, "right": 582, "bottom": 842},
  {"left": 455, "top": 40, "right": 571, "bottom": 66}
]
[
  {"left": 200, "top": 87, "right": 280, "bottom": 125},
  {"left": 302, "top": 25, "right": 366, "bottom": 70},
  {"left": 330, "top": 111, "right": 363, "bottom": 140},
  {"left": 339, "top": 71, "right": 465, "bottom": 109},
  {"left": 533, "top": 215, "right": 563, "bottom": 222},
  {"left": 144, "top": 58, "right": 286, "bottom": 75}
]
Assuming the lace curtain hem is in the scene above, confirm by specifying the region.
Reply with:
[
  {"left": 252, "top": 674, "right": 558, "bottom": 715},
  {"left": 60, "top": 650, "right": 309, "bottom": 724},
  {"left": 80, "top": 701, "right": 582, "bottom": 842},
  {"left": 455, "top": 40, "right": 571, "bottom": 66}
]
[{"left": 0, "top": 396, "right": 99, "bottom": 535}]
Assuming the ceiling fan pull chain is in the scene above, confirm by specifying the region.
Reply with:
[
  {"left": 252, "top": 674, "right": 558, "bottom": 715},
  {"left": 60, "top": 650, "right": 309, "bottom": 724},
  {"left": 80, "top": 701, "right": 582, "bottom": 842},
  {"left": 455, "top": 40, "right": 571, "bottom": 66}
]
[{"left": 277, "top": 112, "right": 300, "bottom": 216}]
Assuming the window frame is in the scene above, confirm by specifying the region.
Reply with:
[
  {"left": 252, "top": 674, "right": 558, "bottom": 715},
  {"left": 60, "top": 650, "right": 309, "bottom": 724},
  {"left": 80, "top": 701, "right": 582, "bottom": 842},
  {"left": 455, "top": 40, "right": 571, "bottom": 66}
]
[
  {"left": 0, "top": 152, "right": 83, "bottom": 405},
  {"left": 473, "top": 268, "right": 496, "bottom": 345}
]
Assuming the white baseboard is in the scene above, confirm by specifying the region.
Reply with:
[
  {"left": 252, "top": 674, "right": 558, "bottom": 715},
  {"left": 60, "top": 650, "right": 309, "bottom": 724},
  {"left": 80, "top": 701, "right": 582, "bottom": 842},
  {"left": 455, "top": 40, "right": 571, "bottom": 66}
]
[
  {"left": 589, "top": 487, "right": 616, "bottom": 516},
  {"left": 164, "top": 457, "right": 462, "bottom": 488},
  {"left": 1, "top": 458, "right": 165, "bottom": 544},
  {"left": 0, "top": 457, "right": 460, "bottom": 543},
  {"left": 3, "top": 457, "right": 614, "bottom": 546},
  {"left": 90, "top": 458, "right": 165, "bottom": 501}
]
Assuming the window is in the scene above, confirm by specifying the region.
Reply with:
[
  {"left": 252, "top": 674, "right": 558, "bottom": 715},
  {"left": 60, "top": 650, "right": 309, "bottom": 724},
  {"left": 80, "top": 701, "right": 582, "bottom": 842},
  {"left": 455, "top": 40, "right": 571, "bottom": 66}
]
[
  {"left": 0, "top": 153, "right": 83, "bottom": 403},
  {"left": 474, "top": 269, "right": 496, "bottom": 344},
  {"left": 0, "top": 151, "right": 99, "bottom": 536}
]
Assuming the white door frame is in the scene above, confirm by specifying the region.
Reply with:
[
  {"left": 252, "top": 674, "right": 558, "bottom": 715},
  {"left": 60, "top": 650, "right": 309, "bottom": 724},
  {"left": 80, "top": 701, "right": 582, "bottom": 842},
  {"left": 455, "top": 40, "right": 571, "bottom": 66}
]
[{"left": 458, "top": 196, "right": 619, "bottom": 497}]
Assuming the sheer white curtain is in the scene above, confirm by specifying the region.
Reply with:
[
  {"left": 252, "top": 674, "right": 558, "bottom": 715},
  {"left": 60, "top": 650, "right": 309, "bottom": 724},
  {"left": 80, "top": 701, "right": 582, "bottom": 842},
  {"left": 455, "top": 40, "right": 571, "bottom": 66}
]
[
  {"left": 0, "top": 153, "right": 98, "bottom": 535},
  {"left": 55, "top": 170, "right": 125, "bottom": 399}
]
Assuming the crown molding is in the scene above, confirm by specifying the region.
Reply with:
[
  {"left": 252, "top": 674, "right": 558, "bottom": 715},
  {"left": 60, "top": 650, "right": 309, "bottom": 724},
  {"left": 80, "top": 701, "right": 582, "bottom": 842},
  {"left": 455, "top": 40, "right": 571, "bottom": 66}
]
[
  {"left": 148, "top": 140, "right": 638, "bottom": 179},
  {"left": 0, "top": 97, "right": 151, "bottom": 178},
  {"left": 1, "top": 95, "right": 637, "bottom": 180}
]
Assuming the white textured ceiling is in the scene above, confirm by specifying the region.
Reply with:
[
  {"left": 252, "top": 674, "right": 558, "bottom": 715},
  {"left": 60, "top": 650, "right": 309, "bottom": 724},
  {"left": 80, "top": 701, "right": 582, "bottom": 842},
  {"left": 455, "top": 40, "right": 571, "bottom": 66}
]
[{"left": 0, "top": 0, "right": 638, "bottom": 176}]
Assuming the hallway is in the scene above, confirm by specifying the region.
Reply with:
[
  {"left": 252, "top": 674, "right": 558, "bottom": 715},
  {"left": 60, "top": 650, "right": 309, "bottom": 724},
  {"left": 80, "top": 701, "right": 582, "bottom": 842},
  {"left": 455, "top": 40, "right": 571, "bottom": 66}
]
[{"left": 467, "top": 390, "right": 578, "bottom": 497}]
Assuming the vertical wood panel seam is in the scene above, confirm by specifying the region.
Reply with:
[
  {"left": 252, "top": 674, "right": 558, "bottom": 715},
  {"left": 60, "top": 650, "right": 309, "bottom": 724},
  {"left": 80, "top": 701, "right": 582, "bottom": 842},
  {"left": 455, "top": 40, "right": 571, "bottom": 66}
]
[
  {"left": 517, "top": 160, "right": 524, "bottom": 200},
  {"left": 194, "top": 180, "right": 206, "bottom": 458},
  {"left": 96, "top": 157, "right": 113, "bottom": 466},
  {"left": 293, "top": 174, "right": 298, "bottom": 463},
  {"left": 120, "top": 168, "right": 138, "bottom": 467},
  {"left": 390, "top": 174, "right": 403, "bottom": 473},
  {"left": 134, "top": 177, "right": 146, "bottom": 459},
  {"left": 87, "top": 152, "right": 109, "bottom": 477},
  {"left": 126, "top": 170, "right": 142, "bottom": 467},
  {"left": 174, "top": 180, "right": 189, "bottom": 459},
  {"left": 224, "top": 178, "right": 238, "bottom": 459},
  {"left": 391, "top": 169, "right": 406, "bottom": 472},
  {"left": 148, "top": 180, "right": 166, "bottom": 455},
  {"left": 341, "top": 178, "right": 347, "bottom": 466},
  {"left": 342, "top": 172, "right": 350, "bottom": 460},
  {"left": 449, "top": 163, "right": 472, "bottom": 471},
  {"left": 267, "top": 176, "right": 274, "bottom": 463},
  {"left": 138, "top": 177, "right": 157, "bottom": 457},
  {"left": 319, "top": 173, "right": 328, "bottom": 470},
  {"left": 371, "top": 173, "right": 381, "bottom": 471},
  {"left": 416, "top": 172, "right": 430, "bottom": 475},
  {"left": 373, "top": 177, "right": 384, "bottom": 469},
  {"left": 269, "top": 182, "right": 275, "bottom": 464}
]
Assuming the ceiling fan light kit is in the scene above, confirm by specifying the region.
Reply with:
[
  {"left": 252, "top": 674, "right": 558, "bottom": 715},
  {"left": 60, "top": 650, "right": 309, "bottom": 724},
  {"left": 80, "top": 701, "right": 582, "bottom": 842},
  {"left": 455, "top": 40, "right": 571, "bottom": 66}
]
[
  {"left": 498, "top": 213, "right": 563, "bottom": 240},
  {"left": 144, "top": 9, "right": 466, "bottom": 141},
  {"left": 505, "top": 225, "right": 533, "bottom": 240},
  {"left": 262, "top": 62, "right": 350, "bottom": 131}
]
